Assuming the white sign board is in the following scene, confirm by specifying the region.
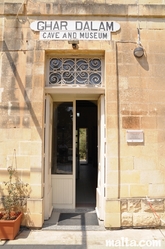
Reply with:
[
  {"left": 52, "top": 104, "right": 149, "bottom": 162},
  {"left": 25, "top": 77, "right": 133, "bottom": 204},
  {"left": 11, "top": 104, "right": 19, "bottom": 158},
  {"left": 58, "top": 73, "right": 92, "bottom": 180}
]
[
  {"left": 30, "top": 20, "right": 120, "bottom": 41},
  {"left": 39, "top": 31, "right": 110, "bottom": 40},
  {"left": 126, "top": 130, "right": 144, "bottom": 143}
]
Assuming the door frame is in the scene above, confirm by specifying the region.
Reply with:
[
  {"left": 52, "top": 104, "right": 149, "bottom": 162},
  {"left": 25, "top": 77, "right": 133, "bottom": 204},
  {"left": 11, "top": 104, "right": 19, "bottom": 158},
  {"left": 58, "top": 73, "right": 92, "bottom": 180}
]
[
  {"left": 44, "top": 93, "right": 105, "bottom": 217},
  {"left": 96, "top": 95, "right": 106, "bottom": 220},
  {"left": 44, "top": 94, "right": 53, "bottom": 220}
]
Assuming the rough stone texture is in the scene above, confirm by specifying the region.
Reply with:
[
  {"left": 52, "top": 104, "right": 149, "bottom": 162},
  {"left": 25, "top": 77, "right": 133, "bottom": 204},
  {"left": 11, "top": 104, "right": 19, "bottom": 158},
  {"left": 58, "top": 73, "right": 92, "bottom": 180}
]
[
  {"left": 122, "top": 212, "right": 133, "bottom": 227},
  {"left": 142, "top": 199, "right": 164, "bottom": 212},
  {"left": 121, "top": 198, "right": 165, "bottom": 227},
  {"left": 128, "top": 200, "right": 141, "bottom": 213},
  {"left": 121, "top": 200, "right": 128, "bottom": 212},
  {"left": 133, "top": 213, "right": 161, "bottom": 227}
]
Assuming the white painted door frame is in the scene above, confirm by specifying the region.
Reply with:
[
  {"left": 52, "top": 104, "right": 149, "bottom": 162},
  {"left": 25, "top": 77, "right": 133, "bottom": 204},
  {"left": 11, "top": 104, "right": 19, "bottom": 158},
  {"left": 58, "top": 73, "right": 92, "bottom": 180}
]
[
  {"left": 96, "top": 94, "right": 105, "bottom": 220},
  {"left": 44, "top": 94, "right": 53, "bottom": 220}
]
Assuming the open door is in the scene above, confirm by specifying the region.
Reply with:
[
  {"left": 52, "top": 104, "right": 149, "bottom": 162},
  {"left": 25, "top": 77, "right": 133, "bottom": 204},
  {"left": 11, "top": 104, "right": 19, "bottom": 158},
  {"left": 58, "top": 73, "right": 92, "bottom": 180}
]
[
  {"left": 44, "top": 94, "right": 53, "bottom": 219},
  {"left": 96, "top": 95, "right": 106, "bottom": 220},
  {"left": 51, "top": 101, "right": 76, "bottom": 209}
]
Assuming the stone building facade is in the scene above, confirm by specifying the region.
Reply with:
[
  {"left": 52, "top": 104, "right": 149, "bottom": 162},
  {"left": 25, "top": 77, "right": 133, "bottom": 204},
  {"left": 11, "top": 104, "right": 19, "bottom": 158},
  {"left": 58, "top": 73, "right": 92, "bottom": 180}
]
[{"left": 0, "top": 0, "right": 165, "bottom": 228}]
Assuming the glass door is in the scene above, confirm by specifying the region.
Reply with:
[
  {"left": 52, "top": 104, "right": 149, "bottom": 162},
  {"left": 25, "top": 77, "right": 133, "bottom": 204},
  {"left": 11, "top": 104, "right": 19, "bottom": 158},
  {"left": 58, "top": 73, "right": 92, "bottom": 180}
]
[
  {"left": 52, "top": 102, "right": 73, "bottom": 174},
  {"left": 51, "top": 101, "right": 76, "bottom": 209}
]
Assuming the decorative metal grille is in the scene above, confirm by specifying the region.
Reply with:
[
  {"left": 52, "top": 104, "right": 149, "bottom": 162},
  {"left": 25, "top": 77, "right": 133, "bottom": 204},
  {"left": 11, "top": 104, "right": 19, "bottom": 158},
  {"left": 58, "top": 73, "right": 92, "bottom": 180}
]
[{"left": 49, "top": 58, "right": 102, "bottom": 86}]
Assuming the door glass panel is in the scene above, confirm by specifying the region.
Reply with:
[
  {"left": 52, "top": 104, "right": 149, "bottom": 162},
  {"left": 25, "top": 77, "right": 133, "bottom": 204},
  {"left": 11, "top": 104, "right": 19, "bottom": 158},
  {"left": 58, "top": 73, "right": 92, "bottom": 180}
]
[{"left": 52, "top": 102, "right": 73, "bottom": 174}]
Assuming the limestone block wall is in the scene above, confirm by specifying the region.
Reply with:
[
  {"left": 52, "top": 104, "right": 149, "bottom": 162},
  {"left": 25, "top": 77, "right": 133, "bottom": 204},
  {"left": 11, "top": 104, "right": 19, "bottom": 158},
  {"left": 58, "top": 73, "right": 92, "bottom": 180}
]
[
  {"left": 118, "top": 32, "right": 165, "bottom": 198},
  {"left": 0, "top": 1, "right": 45, "bottom": 227},
  {"left": 121, "top": 199, "right": 165, "bottom": 227},
  {"left": 104, "top": 12, "right": 165, "bottom": 227},
  {"left": 0, "top": 0, "right": 165, "bottom": 228},
  {"left": 116, "top": 20, "right": 165, "bottom": 227}
]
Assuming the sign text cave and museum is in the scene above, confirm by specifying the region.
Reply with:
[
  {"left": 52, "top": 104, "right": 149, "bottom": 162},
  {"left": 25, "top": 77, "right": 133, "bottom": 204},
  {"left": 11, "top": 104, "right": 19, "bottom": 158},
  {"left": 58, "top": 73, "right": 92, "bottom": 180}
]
[{"left": 30, "top": 20, "right": 120, "bottom": 41}]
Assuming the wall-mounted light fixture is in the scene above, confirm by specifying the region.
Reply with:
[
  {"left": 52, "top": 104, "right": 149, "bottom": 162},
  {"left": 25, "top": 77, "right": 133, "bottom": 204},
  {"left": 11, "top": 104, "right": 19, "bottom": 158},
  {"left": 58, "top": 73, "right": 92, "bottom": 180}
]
[
  {"left": 133, "top": 28, "right": 144, "bottom": 58},
  {"left": 68, "top": 40, "right": 79, "bottom": 49},
  {"left": 133, "top": 46, "right": 144, "bottom": 58}
]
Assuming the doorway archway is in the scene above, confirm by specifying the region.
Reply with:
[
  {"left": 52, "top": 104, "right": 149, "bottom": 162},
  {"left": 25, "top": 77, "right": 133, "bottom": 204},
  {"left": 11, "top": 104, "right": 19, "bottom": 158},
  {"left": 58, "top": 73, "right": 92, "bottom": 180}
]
[{"left": 76, "top": 100, "right": 97, "bottom": 207}]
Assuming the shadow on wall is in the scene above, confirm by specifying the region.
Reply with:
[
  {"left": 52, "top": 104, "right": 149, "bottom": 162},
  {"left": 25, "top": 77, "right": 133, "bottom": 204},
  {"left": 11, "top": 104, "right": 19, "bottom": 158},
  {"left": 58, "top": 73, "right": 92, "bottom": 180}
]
[
  {"left": 135, "top": 50, "right": 149, "bottom": 71},
  {"left": 1, "top": 41, "right": 42, "bottom": 138}
]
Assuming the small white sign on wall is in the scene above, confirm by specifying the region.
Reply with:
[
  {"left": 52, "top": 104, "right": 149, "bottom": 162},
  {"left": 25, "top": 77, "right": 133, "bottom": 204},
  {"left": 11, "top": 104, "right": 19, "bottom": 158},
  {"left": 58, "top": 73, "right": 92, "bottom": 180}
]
[{"left": 126, "top": 130, "right": 144, "bottom": 143}]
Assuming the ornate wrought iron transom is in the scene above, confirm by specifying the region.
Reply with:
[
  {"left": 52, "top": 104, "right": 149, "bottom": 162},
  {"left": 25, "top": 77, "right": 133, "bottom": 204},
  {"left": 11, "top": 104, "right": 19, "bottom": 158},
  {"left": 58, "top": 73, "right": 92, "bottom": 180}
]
[{"left": 49, "top": 58, "right": 102, "bottom": 86}]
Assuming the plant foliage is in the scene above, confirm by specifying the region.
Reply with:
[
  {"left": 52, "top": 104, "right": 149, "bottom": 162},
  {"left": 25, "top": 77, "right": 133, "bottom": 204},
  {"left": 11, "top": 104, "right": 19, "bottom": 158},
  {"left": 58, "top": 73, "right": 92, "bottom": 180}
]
[{"left": 0, "top": 166, "right": 29, "bottom": 220}]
